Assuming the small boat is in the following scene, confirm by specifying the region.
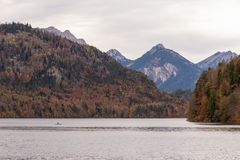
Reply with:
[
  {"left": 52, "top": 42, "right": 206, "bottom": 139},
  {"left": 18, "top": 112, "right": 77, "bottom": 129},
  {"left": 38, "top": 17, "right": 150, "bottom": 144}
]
[{"left": 55, "top": 122, "right": 62, "bottom": 125}]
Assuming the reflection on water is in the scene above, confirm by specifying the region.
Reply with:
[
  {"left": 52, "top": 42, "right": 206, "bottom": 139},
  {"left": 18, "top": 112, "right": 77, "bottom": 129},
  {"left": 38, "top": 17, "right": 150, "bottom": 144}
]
[
  {"left": 2, "top": 126, "right": 240, "bottom": 132},
  {"left": 1, "top": 118, "right": 240, "bottom": 160}
]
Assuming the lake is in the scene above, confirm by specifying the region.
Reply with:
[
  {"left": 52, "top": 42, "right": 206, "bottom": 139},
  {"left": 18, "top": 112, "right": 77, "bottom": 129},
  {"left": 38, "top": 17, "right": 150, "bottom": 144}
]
[{"left": 0, "top": 118, "right": 240, "bottom": 160}]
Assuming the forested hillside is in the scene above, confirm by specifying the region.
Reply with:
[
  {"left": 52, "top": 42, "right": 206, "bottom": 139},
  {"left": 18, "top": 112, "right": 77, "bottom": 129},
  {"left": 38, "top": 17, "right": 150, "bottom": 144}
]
[
  {"left": 188, "top": 56, "right": 240, "bottom": 123},
  {"left": 0, "top": 23, "right": 187, "bottom": 118}
]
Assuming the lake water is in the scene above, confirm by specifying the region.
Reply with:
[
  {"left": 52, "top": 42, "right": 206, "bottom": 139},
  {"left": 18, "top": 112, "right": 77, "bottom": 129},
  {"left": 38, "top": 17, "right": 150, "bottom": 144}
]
[{"left": 1, "top": 118, "right": 240, "bottom": 160}]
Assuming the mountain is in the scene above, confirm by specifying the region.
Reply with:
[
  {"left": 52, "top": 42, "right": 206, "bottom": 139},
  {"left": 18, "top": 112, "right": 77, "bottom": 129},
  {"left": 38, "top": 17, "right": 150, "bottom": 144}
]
[
  {"left": 106, "top": 49, "right": 133, "bottom": 66},
  {"left": 188, "top": 56, "right": 240, "bottom": 123},
  {"left": 43, "top": 26, "right": 87, "bottom": 45},
  {"left": 129, "top": 44, "right": 202, "bottom": 92},
  {"left": 197, "top": 51, "right": 237, "bottom": 70},
  {"left": 0, "top": 23, "right": 187, "bottom": 118}
]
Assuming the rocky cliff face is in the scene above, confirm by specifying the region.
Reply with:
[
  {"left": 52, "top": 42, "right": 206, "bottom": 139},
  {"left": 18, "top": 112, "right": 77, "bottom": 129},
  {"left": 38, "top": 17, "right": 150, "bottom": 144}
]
[{"left": 129, "top": 44, "right": 202, "bottom": 92}]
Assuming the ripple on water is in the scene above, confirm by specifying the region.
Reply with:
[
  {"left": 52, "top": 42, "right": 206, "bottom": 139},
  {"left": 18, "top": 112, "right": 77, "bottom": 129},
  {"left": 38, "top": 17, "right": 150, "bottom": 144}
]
[{"left": 1, "top": 119, "right": 240, "bottom": 160}]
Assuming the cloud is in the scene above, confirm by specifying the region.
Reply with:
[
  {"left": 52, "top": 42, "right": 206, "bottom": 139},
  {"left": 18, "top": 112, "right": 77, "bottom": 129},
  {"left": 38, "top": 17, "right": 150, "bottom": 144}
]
[{"left": 0, "top": 0, "right": 240, "bottom": 62}]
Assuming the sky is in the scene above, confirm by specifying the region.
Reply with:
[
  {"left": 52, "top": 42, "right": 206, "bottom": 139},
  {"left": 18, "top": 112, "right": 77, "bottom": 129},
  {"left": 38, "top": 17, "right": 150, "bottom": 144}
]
[{"left": 1, "top": 0, "right": 240, "bottom": 63}]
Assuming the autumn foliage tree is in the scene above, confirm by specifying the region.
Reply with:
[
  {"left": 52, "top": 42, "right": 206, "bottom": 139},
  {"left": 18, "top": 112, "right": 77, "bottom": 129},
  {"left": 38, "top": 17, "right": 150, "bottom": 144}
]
[
  {"left": 188, "top": 55, "right": 240, "bottom": 123},
  {"left": 0, "top": 23, "right": 187, "bottom": 118}
]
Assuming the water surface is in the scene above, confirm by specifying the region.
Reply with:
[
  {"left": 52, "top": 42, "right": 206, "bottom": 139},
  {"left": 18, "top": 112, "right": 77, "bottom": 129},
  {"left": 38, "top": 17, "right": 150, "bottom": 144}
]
[{"left": 0, "top": 118, "right": 240, "bottom": 160}]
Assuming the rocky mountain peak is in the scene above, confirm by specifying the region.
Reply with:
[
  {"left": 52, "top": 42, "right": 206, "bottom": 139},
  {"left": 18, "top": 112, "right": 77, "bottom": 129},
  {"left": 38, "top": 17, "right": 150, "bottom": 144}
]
[
  {"left": 107, "top": 49, "right": 120, "bottom": 55},
  {"left": 197, "top": 50, "right": 237, "bottom": 70},
  {"left": 148, "top": 43, "right": 166, "bottom": 54},
  {"left": 130, "top": 44, "right": 201, "bottom": 92},
  {"left": 154, "top": 43, "right": 165, "bottom": 49},
  {"left": 43, "top": 26, "right": 87, "bottom": 45},
  {"left": 63, "top": 30, "right": 71, "bottom": 34},
  {"left": 106, "top": 49, "right": 133, "bottom": 66}
]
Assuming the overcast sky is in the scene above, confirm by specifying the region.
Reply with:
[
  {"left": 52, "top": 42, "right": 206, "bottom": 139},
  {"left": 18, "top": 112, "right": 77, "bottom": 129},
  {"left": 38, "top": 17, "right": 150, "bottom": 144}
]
[{"left": 1, "top": 0, "right": 240, "bottom": 62}]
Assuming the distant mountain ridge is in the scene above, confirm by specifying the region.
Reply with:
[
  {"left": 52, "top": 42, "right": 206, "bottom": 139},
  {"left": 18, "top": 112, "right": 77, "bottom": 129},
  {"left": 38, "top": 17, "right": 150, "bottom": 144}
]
[
  {"left": 43, "top": 26, "right": 87, "bottom": 45},
  {"left": 107, "top": 45, "right": 238, "bottom": 92},
  {"left": 197, "top": 51, "right": 237, "bottom": 70},
  {"left": 42, "top": 26, "right": 238, "bottom": 92}
]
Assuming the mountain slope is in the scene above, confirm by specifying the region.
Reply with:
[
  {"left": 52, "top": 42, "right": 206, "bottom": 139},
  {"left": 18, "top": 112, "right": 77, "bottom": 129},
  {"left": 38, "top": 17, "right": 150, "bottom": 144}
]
[
  {"left": 130, "top": 44, "right": 202, "bottom": 92},
  {"left": 0, "top": 23, "right": 187, "bottom": 118},
  {"left": 188, "top": 57, "right": 240, "bottom": 123},
  {"left": 106, "top": 46, "right": 238, "bottom": 93},
  {"left": 106, "top": 49, "right": 133, "bottom": 66},
  {"left": 43, "top": 26, "right": 87, "bottom": 45},
  {"left": 197, "top": 51, "right": 237, "bottom": 70}
]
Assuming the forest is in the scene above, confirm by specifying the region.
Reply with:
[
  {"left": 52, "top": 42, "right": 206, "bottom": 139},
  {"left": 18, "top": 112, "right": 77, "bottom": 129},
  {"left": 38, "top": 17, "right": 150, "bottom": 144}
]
[
  {"left": 0, "top": 23, "right": 187, "bottom": 118},
  {"left": 188, "top": 56, "right": 240, "bottom": 123}
]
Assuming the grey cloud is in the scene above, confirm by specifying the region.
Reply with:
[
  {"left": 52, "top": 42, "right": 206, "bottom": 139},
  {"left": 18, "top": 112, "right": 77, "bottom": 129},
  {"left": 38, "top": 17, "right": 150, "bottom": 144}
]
[{"left": 0, "top": 0, "right": 240, "bottom": 62}]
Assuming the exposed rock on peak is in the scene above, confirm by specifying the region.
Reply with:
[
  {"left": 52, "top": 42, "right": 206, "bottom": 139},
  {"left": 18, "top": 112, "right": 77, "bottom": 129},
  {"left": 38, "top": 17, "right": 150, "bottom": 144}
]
[
  {"left": 106, "top": 49, "right": 133, "bottom": 66},
  {"left": 63, "top": 30, "right": 71, "bottom": 34},
  {"left": 43, "top": 26, "right": 87, "bottom": 45},
  {"left": 154, "top": 43, "right": 165, "bottom": 49}
]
